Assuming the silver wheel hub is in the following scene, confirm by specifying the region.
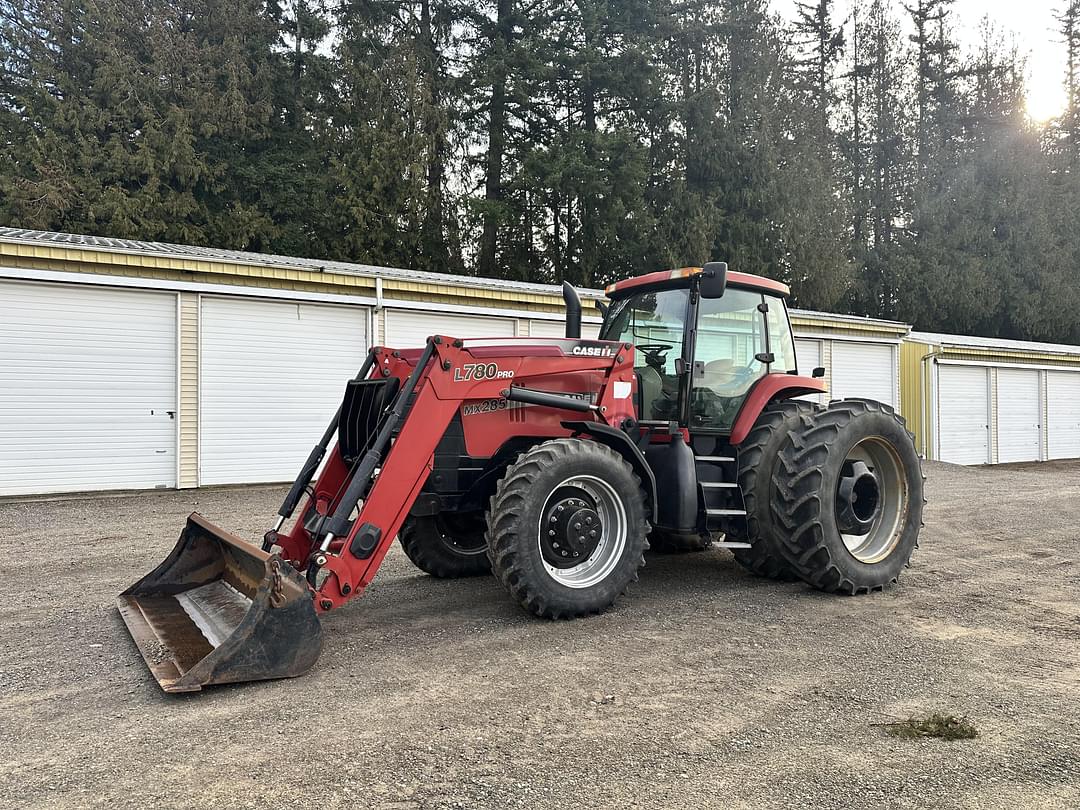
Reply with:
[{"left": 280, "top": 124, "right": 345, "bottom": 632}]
[
  {"left": 836, "top": 460, "right": 881, "bottom": 535},
  {"left": 536, "top": 475, "right": 627, "bottom": 589},
  {"left": 836, "top": 438, "right": 908, "bottom": 564}
]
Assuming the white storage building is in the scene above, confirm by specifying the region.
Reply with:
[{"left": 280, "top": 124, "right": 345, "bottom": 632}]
[
  {"left": 2, "top": 227, "right": 1017, "bottom": 496},
  {"left": 901, "top": 331, "right": 1080, "bottom": 465}
]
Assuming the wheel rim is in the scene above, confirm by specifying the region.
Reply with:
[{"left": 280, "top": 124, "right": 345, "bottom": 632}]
[
  {"left": 536, "top": 474, "right": 627, "bottom": 589},
  {"left": 836, "top": 437, "right": 908, "bottom": 563},
  {"left": 435, "top": 513, "right": 488, "bottom": 557}
]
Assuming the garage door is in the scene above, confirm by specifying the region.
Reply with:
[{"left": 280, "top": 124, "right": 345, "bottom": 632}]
[
  {"left": 529, "top": 319, "right": 568, "bottom": 338},
  {"left": 829, "top": 342, "right": 897, "bottom": 407},
  {"left": 997, "top": 368, "right": 1042, "bottom": 463},
  {"left": 200, "top": 298, "right": 369, "bottom": 485},
  {"left": 529, "top": 319, "right": 602, "bottom": 339},
  {"left": 384, "top": 310, "right": 515, "bottom": 347},
  {"left": 794, "top": 339, "right": 824, "bottom": 403},
  {"left": 1047, "top": 371, "right": 1080, "bottom": 459},
  {"left": 938, "top": 365, "right": 989, "bottom": 464},
  {"left": 0, "top": 281, "right": 177, "bottom": 495}
]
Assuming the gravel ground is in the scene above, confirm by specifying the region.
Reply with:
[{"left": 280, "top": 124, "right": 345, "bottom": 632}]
[{"left": 1, "top": 460, "right": 1079, "bottom": 809}]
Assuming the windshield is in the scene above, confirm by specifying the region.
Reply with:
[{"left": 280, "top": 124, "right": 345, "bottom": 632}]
[
  {"left": 600, "top": 289, "right": 689, "bottom": 421},
  {"left": 600, "top": 289, "right": 688, "bottom": 365}
]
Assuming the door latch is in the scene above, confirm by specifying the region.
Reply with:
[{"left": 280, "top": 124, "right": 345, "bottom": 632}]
[{"left": 676, "top": 358, "right": 705, "bottom": 377}]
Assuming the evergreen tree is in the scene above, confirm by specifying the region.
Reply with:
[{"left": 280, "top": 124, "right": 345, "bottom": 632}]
[
  {"left": 327, "top": 0, "right": 460, "bottom": 271},
  {"left": 1055, "top": 0, "right": 1080, "bottom": 163},
  {"left": 2, "top": 0, "right": 1079, "bottom": 343}
]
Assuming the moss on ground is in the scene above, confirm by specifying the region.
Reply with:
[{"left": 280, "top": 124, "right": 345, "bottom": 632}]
[{"left": 878, "top": 713, "right": 979, "bottom": 741}]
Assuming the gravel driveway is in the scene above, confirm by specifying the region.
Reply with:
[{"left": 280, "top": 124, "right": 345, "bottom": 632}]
[{"left": 1, "top": 460, "right": 1078, "bottom": 809}]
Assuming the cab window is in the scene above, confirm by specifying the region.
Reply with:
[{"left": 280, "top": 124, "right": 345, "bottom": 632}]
[
  {"left": 601, "top": 289, "right": 688, "bottom": 421},
  {"left": 689, "top": 288, "right": 767, "bottom": 430},
  {"left": 765, "top": 294, "right": 797, "bottom": 373}
]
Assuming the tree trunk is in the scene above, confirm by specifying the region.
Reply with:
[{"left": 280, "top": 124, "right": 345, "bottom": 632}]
[
  {"left": 580, "top": 7, "right": 597, "bottom": 287},
  {"left": 419, "top": 0, "right": 447, "bottom": 270},
  {"left": 478, "top": 0, "right": 513, "bottom": 278},
  {"left": 851, "top": 3, "right": 863, "bottom": 247}
]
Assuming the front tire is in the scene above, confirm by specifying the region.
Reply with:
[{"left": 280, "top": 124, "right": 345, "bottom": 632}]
[
  {"left": 486, "top": 438, "right": 649, "bottom": 619},
  {"left": 399, "top": 512, "right": 491, "bottom": 578},
  {"left": 770, "top": 399, "right": 925, "bottom": 594}
]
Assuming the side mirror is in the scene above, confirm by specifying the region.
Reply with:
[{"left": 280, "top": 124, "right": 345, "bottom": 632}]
[
  {"left": 699, "top": 261, "right": 727, "bottom": 298},
  {"left": 812, "top": 366, "right": 826, "bottom": 378}
]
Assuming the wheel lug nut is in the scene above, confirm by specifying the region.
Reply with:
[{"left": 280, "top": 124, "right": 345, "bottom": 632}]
[
  {"left": 549, "top": 530, "right": 556, "bottom": 536},
  {"left": 589, "top": 530, "right": 597, "bottom": 537},
  {"left": 574, "top": 523, "right": 581, "bottom": 530}
]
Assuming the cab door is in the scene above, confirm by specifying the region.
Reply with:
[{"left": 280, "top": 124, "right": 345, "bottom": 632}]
[{"left": 688, "top": 290, "right": 797, "bottom": 433}]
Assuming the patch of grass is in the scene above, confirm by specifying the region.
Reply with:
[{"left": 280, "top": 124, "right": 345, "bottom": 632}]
[{"left": 876, "top": 713, "right": 979, "bottom": 741}]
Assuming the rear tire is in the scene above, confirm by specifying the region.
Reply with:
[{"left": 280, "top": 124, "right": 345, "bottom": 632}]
[
  {"left": 729, "top": 400, "right": 820, "bottom": 580},
  {"left": 399, "top": 512, "right": 491, "bottom": 578},
  {"left": 487, "top": 438, "right": 649, "bottom": 619},
  {"left": 770, "top": 399, "right": 925, "bottom": 594}
]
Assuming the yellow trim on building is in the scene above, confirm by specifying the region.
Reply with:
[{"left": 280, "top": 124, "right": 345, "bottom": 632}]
[
  {"left": 0, "top": 241, "right": 599, "bottom": 317},
  {"left": 899, "top": 341, "right": 932, "bottom": 456},
  {"left": 789, "top": 316, "right": 908, "bottom": 339},
  {"left": 178, "top": 293, "right": 199, "bottom": 489},
  {"left": 934, "top": 346, "right": 1080, "bottom": 368}
]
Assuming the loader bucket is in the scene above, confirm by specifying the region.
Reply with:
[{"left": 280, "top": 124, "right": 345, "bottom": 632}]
[{"left": 117, "top": 513, "right": 322, "bottom": 693}]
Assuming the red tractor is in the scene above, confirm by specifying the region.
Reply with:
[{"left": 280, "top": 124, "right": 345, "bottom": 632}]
[{"left": 118, "top": 263, "right": 924, "bottom": 692}]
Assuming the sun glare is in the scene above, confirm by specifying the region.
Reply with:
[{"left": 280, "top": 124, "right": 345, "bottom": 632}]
[{"left": 1025, "top": 82, "right": 1068, "bottom": 123}]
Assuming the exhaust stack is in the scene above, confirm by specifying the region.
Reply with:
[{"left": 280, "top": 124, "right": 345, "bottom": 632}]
[{"left": 562, "top": 281, "right": 581, "bottom": 339}]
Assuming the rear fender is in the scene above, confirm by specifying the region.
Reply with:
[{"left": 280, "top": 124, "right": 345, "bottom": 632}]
[
  {"left": 729, "top": 374, "right": 826, "bottom": 445},
  {"left": 562, "top": 421, "right": 658, "bottom": 522}
]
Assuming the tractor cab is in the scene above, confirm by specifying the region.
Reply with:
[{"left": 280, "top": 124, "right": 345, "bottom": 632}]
[{"left": 600, "top": 263, "right": 799, "bottom": 434}]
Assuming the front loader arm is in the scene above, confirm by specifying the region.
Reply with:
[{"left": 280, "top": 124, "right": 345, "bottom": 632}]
[
  {"left": 296, "top": 336, "right": 637, "bottom": 613},
  {"left": 314, "top": 380, "right": 459, "bottom": 611},
  {"left": 115, "top": 334, "right": 635, "bottom": 693}
]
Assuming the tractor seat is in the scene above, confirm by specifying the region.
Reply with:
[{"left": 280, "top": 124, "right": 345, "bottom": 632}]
[
  {"left": 635, "top": 366, "right": 663, "bottom": 419},
  {"left": 703, "top": 358, "right": 735, "bottom": 375},
  {"left": 698, "top": 359, "right": 755, "bottom": 395},
  {"left": 636, "top": 365, "right": 680, "bottom": 420}
]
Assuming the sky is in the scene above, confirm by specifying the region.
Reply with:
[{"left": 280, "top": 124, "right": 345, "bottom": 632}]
[{"left": 771, "top": 0, "right": 1070, "bottom": 122}]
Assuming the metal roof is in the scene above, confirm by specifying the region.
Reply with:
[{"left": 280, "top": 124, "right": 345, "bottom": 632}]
[
  {"left": 790, "top": 308, "right": 909, "bottom": 331},
  {"left": 0, "top": 227, "right": 606, "bottom": 300},
  {"left": 909, "top": 330, "right": 1080, "bottom": 358},
  {"left": 0, "top": 227, "right": 916, "bottom": 333}
]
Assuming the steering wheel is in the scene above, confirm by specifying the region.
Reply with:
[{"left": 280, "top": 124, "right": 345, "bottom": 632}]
[{"left": 634, "top": 343, "right": 674, "bottom": 368}]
